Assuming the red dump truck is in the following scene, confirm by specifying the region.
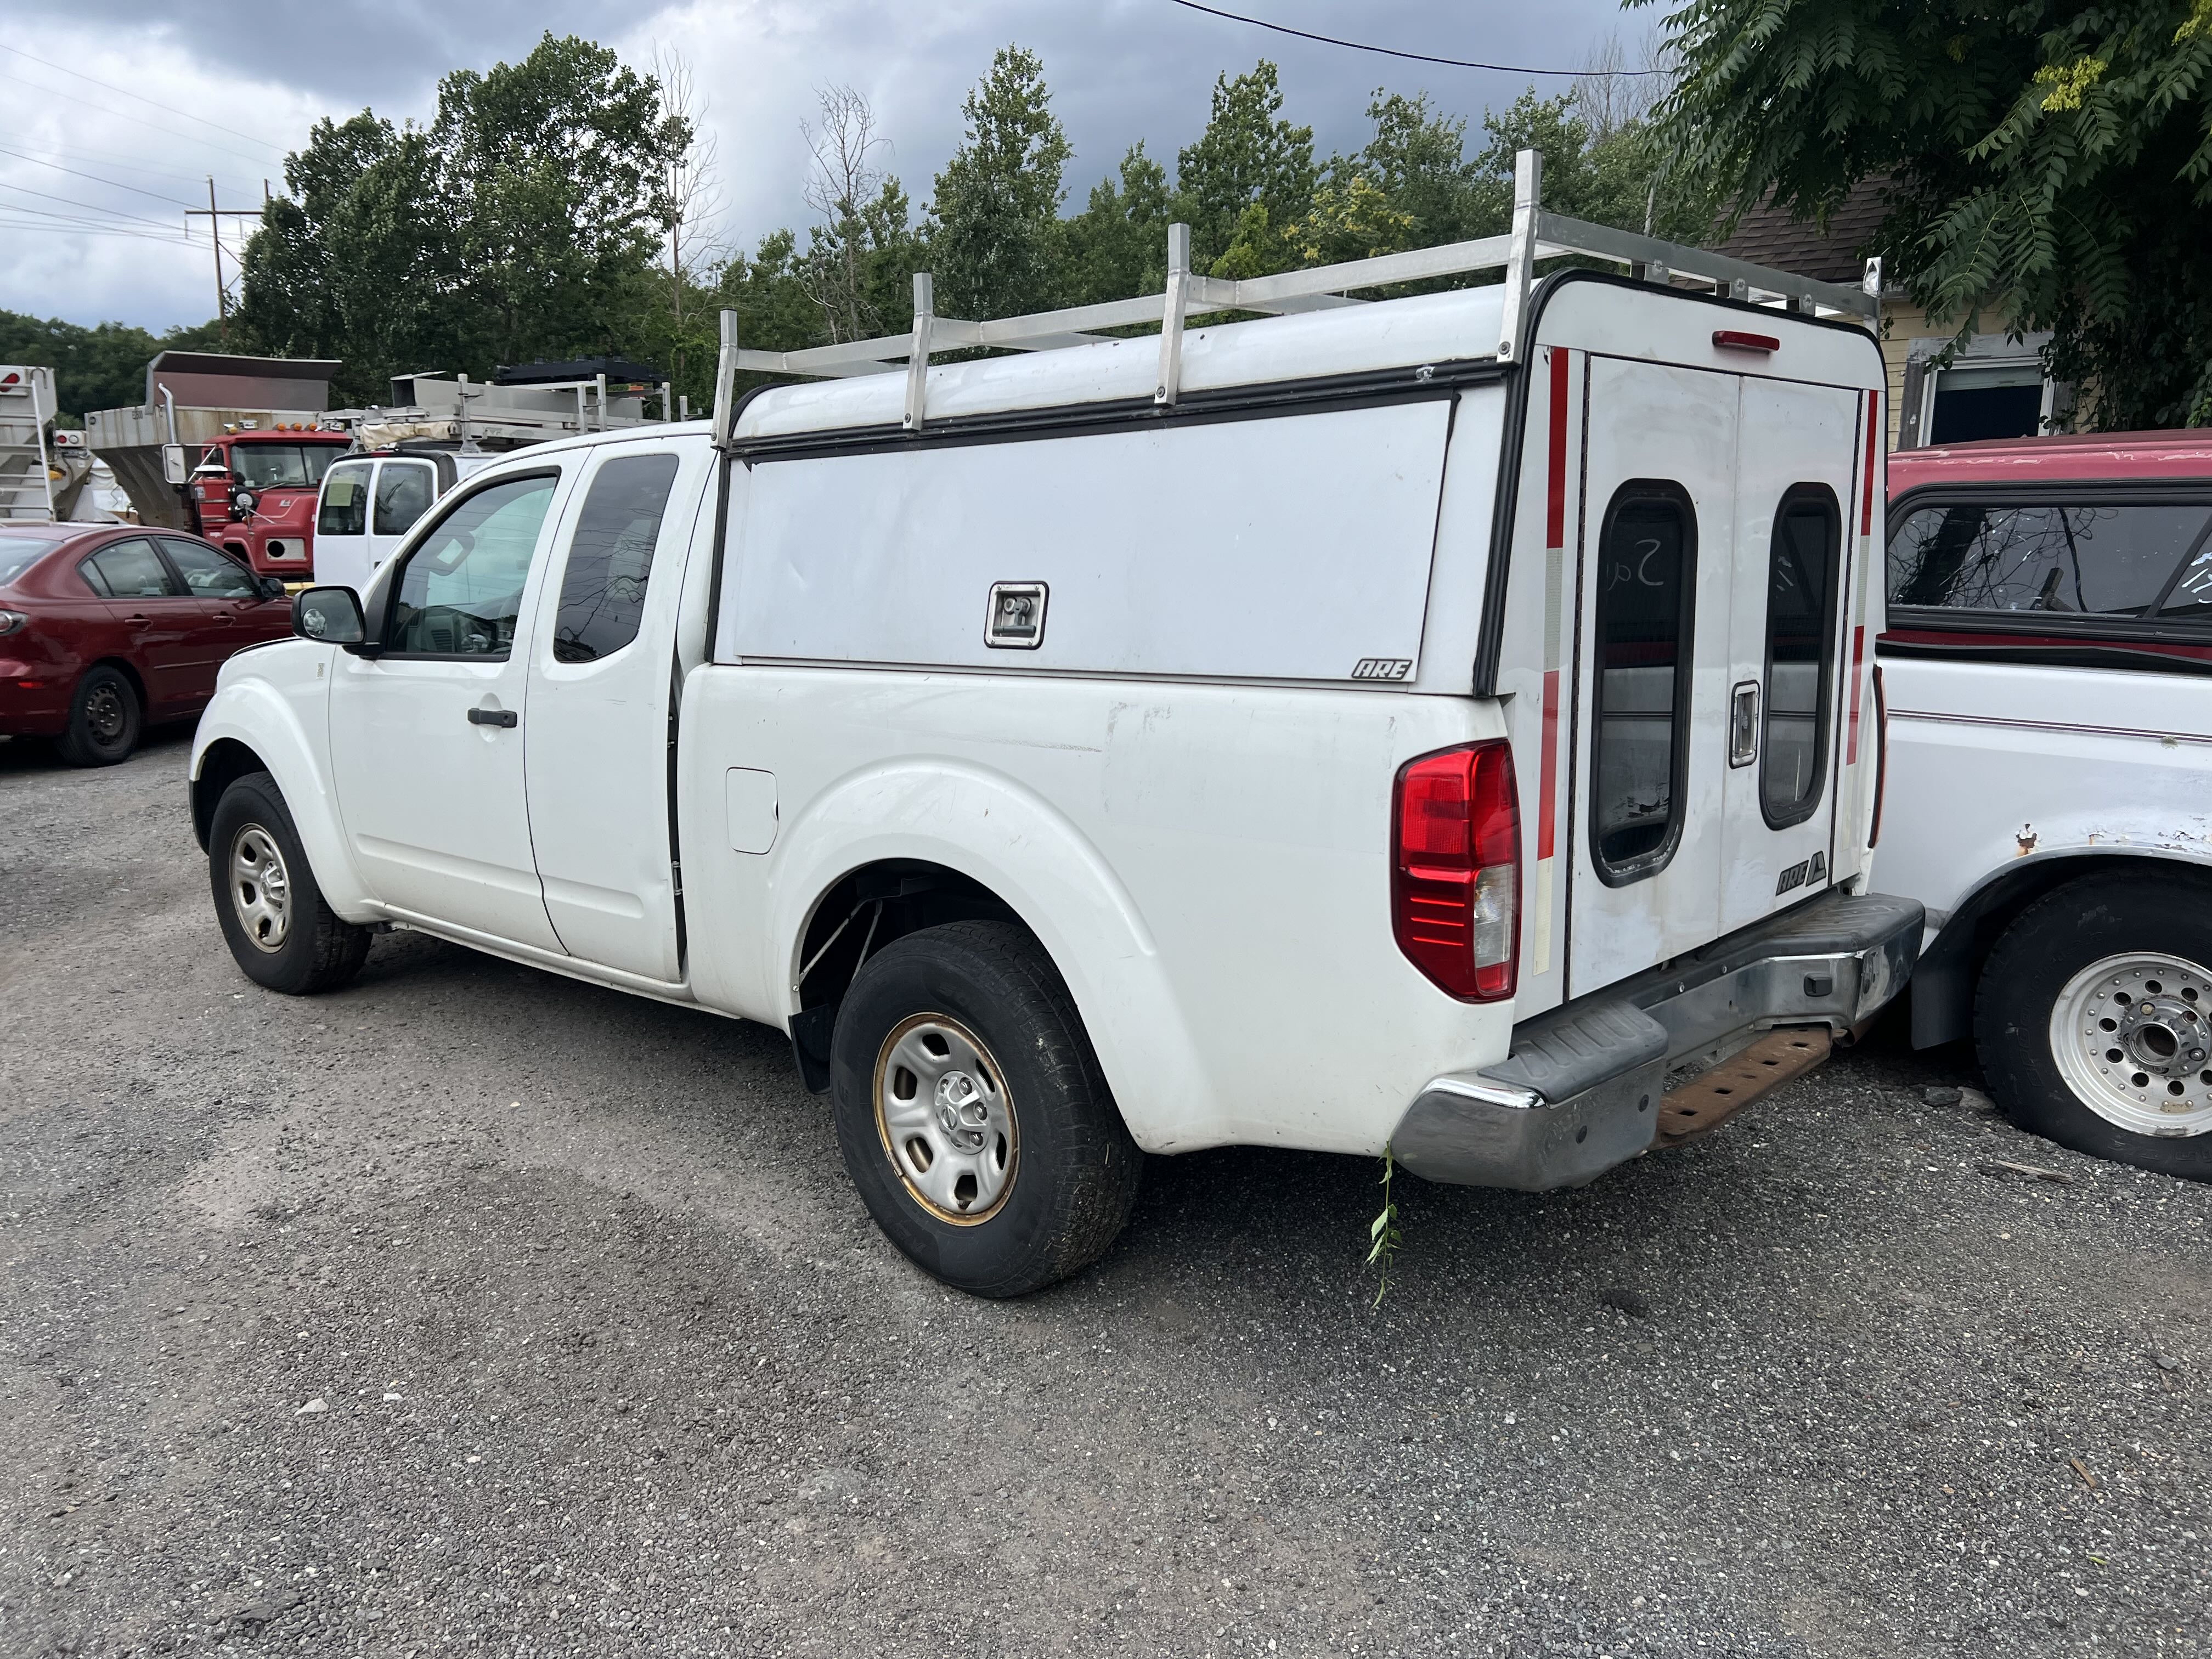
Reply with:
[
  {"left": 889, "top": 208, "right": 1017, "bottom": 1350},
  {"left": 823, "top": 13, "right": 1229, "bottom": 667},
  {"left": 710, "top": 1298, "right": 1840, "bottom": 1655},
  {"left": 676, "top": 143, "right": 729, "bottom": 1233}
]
[{"left": 83, "top": 352, "right": 348, "bottom": 579}]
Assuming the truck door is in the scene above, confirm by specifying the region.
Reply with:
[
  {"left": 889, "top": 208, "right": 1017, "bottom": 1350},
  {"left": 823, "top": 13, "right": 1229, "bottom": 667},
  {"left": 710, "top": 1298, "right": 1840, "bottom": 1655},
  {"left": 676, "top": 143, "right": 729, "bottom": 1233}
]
[
  {"left": 1716, "top": 379, "right": 1863, "bottom": 935},
  {"left": 521, "top": 443, "right": 697, "bottom": 983},
  {"left": 314, "top": 460, "right": 373, "bottom": 591},
  {"left": 368, "top": 458, "right": 438, "bottom": 581},
  {"left": 326, "top": 469, "right": 569, "bottom": 950},
  {"left": 1566, "top": 357, "right": 1737, "bottom": 995}
]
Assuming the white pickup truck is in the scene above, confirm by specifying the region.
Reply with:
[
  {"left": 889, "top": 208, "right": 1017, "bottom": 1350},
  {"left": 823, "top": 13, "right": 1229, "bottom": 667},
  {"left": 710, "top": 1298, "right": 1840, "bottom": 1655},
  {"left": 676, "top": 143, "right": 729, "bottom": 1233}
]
[{"left": 189, "top": 157, "right": 1923, "bottom": 1295}]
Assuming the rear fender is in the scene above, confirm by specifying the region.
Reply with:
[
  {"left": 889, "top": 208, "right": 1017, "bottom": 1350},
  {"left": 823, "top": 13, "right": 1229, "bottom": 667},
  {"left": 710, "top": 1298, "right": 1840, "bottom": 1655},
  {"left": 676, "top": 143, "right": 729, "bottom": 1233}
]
[
  {"left": 763, "top": 759, "right": 1214, "bottom": 1152},
  {"left": 191, "top": 674, "right": 373, "bottom": 919}
]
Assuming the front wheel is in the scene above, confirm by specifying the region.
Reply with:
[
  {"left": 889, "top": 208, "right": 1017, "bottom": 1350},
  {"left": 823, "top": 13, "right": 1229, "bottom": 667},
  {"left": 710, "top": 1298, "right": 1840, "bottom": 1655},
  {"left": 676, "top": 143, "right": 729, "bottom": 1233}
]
[
  {"left": 828, "top": 921, "right": 1143, "bottom": 1296},
  {"left": 1975, "top": 873, "right": 2212, "bottom": 1182},
  {"left": 207, "top": 771, "right": 371, "bottom": 995}
]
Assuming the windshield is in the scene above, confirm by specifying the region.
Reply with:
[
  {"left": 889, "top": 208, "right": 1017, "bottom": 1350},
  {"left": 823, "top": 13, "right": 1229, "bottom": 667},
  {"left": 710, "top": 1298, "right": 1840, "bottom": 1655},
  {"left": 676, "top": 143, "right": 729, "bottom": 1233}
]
[{"left": 232, "top": 444, "right": 343, "bottom": 489}]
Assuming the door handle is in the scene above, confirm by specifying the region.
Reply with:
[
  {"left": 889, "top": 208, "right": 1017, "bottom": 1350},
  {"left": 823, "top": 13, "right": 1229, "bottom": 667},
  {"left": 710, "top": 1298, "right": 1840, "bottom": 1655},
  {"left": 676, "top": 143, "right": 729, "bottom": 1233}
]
[
  {"left": 1728, "top": 680, "right": 1759, "bottom": 767},
  {"left": 466, "top": 707, "right": 518, "bottom": 728}
]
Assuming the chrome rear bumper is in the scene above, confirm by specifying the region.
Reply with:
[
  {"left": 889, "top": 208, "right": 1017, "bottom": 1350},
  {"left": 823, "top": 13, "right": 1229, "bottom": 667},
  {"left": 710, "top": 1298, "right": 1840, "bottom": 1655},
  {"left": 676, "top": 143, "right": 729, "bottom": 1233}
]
[{"left": 1391, "top": 890, "right": 1925, "bottom": 1190}]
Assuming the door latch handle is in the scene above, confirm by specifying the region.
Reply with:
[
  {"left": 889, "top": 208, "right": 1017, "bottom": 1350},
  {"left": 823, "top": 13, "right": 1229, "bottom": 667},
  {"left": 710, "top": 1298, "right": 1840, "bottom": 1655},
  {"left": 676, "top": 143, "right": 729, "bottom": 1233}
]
[
  {"left": 466, "top": 706, "right": 518, "bottom": 728},
  {"left": 1728, "top": 680, "right": 1759, "bottom": 768}
]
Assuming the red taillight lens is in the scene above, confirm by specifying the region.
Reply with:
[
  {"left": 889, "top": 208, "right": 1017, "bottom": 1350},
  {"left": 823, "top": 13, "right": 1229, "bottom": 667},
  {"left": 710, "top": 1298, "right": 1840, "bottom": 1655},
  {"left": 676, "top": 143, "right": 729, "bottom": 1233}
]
[{"left": 1392, "top": 740, "right": 1521, "bottom": 1001}]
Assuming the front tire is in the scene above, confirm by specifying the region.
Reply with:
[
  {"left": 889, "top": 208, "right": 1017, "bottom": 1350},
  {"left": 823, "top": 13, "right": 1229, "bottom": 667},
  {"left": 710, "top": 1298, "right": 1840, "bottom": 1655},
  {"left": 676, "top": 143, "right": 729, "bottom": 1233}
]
[
  {"left": 56, "top": 665, "right": 140, "bottom": 766},
  {"left": 828, "top": 921, "right": 1143, "bottom": 1296},
  {"left": 207, "top": 772, "right": 370, "bottom": 995},
  {"left": 1976, "top": 873, "right": 2212, "bottom": 1182}
]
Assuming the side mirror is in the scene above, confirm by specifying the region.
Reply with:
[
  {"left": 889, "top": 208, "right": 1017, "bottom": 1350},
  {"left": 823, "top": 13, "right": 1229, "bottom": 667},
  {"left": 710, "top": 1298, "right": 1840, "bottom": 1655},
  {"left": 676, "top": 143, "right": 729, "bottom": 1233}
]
[
  {"left": 292, "top": 585, "right": 366, "bottom": 647},
  {"left": 161, "top": 444, "right": 187, "bottom": 486},
  {"left": 257, "top": 575, "right": 289, "bottom": 602},
  {"left": 232, "top": 487, "right": 259, "bottom": 517}
]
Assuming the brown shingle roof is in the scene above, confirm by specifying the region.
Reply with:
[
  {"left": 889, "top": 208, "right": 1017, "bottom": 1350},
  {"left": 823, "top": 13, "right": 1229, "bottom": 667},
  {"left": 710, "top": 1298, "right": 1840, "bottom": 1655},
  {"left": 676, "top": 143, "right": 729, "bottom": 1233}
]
[{"left": 1716, "top": 178, "right": 1892, "bottom": 284}]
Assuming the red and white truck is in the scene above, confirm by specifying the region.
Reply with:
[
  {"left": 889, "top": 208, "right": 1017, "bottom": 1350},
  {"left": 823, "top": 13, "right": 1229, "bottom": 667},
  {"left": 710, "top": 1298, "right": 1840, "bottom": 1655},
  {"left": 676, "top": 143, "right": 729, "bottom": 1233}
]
[{"left": 83, "top": 351, "right": 348, "bottom": 579}]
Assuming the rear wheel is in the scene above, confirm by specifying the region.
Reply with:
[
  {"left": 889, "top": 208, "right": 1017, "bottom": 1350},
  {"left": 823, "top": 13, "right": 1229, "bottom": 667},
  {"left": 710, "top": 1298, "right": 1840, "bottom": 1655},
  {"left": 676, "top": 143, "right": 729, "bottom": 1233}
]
[
  {"left": 828, "top": 921, "right": 1143, "bottom": 1296},
  {"left": 1975, "top": 873, "right": 2212, "bottom": 1182},
  {"left": 207, "top": 771, "right": 370, "bottom": 995},
  {"left": 56, "top": 665, "right": 140, "bottom": 766}
]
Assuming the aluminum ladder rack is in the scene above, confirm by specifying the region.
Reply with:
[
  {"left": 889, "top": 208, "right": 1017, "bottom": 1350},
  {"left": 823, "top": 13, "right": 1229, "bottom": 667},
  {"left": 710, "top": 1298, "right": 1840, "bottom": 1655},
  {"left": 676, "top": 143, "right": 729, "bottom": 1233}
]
[
  {"left": 0, "top": 365, "right": 58, "bottom": 522},
  {"left": 712, "top": 149, "right": 1881, "bottom": 442}
]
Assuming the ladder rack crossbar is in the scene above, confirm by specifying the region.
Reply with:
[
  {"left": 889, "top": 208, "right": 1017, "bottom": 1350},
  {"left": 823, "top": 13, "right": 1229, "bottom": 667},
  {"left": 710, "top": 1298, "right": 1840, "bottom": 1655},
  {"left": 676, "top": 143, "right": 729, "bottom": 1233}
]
[{"left": 710, "top": 150, "right": 1879, "bottom": 439}]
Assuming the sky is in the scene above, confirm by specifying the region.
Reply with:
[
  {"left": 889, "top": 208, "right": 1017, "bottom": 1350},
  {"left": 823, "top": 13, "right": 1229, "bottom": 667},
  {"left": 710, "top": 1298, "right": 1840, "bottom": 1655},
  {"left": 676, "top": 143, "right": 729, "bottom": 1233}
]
[{"left": 0, "top": 0, "right": 1658, "bottom": 336}]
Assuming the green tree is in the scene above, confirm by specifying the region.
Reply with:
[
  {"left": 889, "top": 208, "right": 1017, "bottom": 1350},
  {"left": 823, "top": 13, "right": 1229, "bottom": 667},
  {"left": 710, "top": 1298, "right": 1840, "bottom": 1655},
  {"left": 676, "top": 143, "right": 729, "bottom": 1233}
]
[
  {"left": 1644, "top": 0, "right": 2212, "bottom": 428},
  {"left": 1175, "top": 60, "right": 1316, "bottom": 273},
  {"left": 1062, "top": 142, "right": 1172, "bottom": 305},
  {"left": 0, "top": 311, "right": 226, "bottom": 424},
  {"left": 929, "top": 46, "right": 1073, "bottom": 319}
]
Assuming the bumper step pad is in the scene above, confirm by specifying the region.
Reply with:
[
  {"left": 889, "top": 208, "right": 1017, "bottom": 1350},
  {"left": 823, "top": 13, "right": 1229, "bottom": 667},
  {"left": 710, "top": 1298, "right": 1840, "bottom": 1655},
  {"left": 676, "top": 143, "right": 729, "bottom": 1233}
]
[{"left": 1655, "top": 1026, "right": 1831, "bottom": 1147}]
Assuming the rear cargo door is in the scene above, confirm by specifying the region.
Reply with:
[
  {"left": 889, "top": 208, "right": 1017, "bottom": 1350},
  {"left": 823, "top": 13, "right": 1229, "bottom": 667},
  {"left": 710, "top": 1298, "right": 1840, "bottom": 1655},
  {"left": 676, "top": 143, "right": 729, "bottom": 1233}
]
[
  {"left": 1715, "top": 379, "right": 1863, "bottom": 936},
  {"left": 1566, "top": 357, "right": 1738, "bottom": 995}
]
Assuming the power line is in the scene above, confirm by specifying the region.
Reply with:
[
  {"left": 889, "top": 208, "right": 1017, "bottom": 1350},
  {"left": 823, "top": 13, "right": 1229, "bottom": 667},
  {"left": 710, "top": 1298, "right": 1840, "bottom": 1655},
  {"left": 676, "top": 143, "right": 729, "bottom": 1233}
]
[
  {"left": 0, "top": 206, "right": 195, "bottom": 244},
  {"left": 1165, "top": 1, "right": 1663, "bottom": 76},
  {"left": 0, "top": 41, "right": 287, "bottom": 153},
  {"left": 0, "top": 142, "right": 196, "bottom": 207},
  {"left": 0, "top": 177, "right": 184, "bottom": 231},
  {"left": 0, "top": 71, "right": 284, "bottom": 167},
  {"left": 7, "top": 139, "right": 257, "bottom": 193}
]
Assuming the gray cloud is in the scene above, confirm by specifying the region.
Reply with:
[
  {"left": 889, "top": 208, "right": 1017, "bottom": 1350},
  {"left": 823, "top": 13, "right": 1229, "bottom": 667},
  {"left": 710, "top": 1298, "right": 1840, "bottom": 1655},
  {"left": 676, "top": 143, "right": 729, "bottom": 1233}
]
[{"left": 1, "top": 0, "right": 1650, "bottom": 333}]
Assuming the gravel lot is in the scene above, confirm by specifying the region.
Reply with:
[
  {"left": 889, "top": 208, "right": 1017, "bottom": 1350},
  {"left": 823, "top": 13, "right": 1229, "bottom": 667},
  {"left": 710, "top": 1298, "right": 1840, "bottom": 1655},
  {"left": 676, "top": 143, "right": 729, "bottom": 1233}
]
[{"left": 3, "top": 727, "right": 2208, "bottom": 1658}]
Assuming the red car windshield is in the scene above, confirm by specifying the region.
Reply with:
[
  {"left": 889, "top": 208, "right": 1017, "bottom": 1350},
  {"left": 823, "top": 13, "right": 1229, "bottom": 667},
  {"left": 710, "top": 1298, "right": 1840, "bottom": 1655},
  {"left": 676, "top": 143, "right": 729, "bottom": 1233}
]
[{"left": 232, "top": 444, "right": 343, "bottom": 489}]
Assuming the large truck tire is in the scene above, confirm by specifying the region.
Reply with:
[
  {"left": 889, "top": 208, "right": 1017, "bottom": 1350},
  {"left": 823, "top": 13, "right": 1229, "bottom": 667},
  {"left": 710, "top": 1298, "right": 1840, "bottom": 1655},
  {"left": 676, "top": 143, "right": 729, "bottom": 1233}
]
[
  {"left": 207, "top": 772, "right": 371, "bottom": 996},
  {"left": 1976, "top": 872, "right": 2212, "bottom": 1183},
  {"left": 828, "top": 921, "right": 1144, "bottom": 1296}
]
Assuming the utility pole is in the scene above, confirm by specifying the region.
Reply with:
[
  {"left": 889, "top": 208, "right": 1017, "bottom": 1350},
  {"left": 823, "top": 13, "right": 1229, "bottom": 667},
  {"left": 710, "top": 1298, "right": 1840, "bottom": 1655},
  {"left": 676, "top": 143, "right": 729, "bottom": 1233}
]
[{"left": 184, "top": 178, "right": 269, "bottom": 344}]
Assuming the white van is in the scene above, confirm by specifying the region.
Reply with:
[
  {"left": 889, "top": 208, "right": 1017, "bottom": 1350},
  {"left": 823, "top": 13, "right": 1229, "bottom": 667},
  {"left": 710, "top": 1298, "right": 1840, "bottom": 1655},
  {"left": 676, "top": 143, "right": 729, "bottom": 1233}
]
[
  {"left": 312, "top": 449, "right": 476, "bottom": 592},
  {"left": 191, "top": 154, "right": 1923, "bottom": 1296}
]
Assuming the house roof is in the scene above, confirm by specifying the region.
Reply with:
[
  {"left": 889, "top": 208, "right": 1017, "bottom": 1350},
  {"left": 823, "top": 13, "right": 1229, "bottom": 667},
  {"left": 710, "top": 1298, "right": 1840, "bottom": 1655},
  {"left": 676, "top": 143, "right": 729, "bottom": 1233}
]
[{"left": 1715, "top": 178, "right": 1892, "bottom": 284}]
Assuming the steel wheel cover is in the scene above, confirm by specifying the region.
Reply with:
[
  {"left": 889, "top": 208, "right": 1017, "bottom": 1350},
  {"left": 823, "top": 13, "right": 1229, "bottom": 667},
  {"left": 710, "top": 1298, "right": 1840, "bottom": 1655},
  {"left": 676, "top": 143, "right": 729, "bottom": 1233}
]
[
  {"left": 2050, "top": 952, "right": 2212, "bottom": 1139},
  {"left": 228, "top": 823, "right": 292, "bottom": 954},
  {"left": 84, "top": 682, "right": 127, "bottom": 746},
  {"left": 872, "top": 1013, "right": 1019, "bottom": 1224}
]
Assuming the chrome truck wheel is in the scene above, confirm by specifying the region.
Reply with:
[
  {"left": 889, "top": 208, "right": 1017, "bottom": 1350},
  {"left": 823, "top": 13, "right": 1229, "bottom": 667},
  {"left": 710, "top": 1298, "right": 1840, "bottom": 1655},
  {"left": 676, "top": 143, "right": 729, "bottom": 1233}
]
[
  {"left": 2048, "top": 953, "right": 2212, "bottom": 1139},
  {"left": 228, "top": 823, "right": 293, "bottom": 953}
]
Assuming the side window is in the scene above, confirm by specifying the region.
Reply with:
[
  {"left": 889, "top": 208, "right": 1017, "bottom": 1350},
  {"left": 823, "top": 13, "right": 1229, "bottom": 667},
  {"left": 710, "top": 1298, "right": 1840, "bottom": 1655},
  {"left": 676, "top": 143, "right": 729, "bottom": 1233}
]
[
  {"left": 1590, "top": 483, "right": 1696, "bottom": 884},
  {"left": 1889, "top": 501, "right": 2212, "bottom": 618},
  {"left": 162, "top": 538, "right": 261, "bottom": 600},
  {"left": 550, "top": 454, "right": 681, "bottom": 663},
  {"left": 82, "top": 538, "right": 182, "bottom": 599},
  {"left": 1761, "top": 486, "right": 1842, "bottom": 827},
  {"left": 386, "top": 474, "right": 558, "bottom": 658},
  {"left": 374, "top": 461, "right": 436, "bottom": 537},
  {"left": 319, "top": 462, "right": 371, "bottom": 537}
]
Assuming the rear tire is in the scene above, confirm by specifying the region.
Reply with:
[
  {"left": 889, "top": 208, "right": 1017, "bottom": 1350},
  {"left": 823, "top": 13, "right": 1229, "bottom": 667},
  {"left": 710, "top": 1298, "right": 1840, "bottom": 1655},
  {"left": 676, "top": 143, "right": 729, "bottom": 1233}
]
[
  {"left": 56, "top": 665, "right": 140, "bottom": 766},
  {"left": 1974, "top": 873, "right": 2212, "bottom": 1182},
  {"left": 208, "top": 771, "right": 370, "bottom": 995},
  {"left": 828, "top": 921, "right": 1143, "bottom": 1296}
]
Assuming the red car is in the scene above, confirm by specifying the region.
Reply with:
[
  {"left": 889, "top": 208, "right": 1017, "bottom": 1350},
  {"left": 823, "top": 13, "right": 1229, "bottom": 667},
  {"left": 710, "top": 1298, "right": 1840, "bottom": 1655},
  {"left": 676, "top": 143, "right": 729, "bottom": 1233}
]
[{"left": 0, "top": 523, "right": 292, "bottom": 765}]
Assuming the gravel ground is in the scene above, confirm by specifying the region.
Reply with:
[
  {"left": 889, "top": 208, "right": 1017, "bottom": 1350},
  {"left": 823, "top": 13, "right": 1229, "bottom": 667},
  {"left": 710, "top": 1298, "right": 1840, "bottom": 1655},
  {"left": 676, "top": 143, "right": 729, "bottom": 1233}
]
[{"left": 2, "top": 727, "right": 2208, "bottom": 1658}]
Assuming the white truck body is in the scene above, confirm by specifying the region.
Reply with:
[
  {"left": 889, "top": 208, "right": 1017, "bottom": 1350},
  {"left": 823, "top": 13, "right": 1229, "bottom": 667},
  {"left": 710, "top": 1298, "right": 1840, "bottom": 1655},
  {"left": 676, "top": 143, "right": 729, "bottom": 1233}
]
[{"left": 191, "top": 165, "right": 1923, "bottom": 1282}]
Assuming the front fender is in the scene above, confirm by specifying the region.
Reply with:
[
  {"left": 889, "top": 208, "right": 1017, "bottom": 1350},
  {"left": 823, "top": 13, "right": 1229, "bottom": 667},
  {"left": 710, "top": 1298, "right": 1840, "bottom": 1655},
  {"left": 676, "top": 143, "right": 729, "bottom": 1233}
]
[
  {"left": 191, "top": 662, "right": 373, "bottom": 920},
  {"left": 760, "top": 758, "right": 1214, "bottom": 1153}
]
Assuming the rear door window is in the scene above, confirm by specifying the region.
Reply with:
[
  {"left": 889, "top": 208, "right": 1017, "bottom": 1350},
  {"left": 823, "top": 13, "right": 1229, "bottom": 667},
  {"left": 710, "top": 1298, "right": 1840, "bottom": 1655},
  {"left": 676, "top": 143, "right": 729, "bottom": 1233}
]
[
  {"left": 319, "top": 462, "right": 372, "bottom": 537},
  {"left": 550, "top": 454, "right": 680, "bottom": 662},
  {"left": 82, "top": 538, "right": 183, "bottom": 599},
  {"left": 374, "top": 461, "right": 437, "bottom": 538},
  {"left": 1761, "top": 486, "right": 1842, "bottom": 826},
  {"left": 1889, "top": 501, "right": 2212, "bottom": 619},
  {"left": 1590, "top": 483, "right": 1696, "bottom": 882}
]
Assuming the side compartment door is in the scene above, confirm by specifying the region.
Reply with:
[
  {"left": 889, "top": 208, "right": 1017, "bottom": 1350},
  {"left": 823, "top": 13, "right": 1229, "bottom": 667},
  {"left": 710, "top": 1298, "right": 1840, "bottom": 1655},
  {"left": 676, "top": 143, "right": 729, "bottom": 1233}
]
[
  {"left": 1567, "top": 357, "right": 1739, "bottom": 995},
  {"left": 326, "top": 469, "right": 568, "bottom": 949},
  {"left": 1717, "top": 379, "right": 1863, "bottom": 933},
  {"left": 522, "top": 443, "right": 697, "bottom": 982}
]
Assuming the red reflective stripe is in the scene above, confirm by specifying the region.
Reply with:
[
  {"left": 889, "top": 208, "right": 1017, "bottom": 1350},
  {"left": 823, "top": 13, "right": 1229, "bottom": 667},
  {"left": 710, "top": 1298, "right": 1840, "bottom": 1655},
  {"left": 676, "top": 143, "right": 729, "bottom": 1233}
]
[
  {"left": 1860, "top": 390, "right": 1879, "bottom": 536},
  {"left": 1846, "top": 625, "right": 1866, "bottom": 764},
  {"left": 1545, "top": 346, "right": 1570, "bottom": 549},
  {"left": 1537, "top": 668, "right": 1560, "bottom": 860}
]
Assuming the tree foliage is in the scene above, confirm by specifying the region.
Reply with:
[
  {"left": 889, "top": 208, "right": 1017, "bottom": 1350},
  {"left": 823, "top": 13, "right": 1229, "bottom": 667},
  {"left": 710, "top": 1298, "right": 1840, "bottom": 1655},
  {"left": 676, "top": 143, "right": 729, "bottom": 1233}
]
[
  {"left": 928, "top": 46, "right": 1073, "bottom": 319},
  {"left": 0, "top": 311, "right": 227, "bottom": 424},
  {"left": 1646, "top": 0, "right": 2212, "bottom": 428}
]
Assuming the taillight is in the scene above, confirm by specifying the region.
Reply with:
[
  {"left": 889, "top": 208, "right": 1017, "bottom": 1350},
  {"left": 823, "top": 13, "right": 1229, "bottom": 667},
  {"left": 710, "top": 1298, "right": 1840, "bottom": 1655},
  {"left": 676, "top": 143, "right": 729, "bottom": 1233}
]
[{"left": 1392, "top": 740, "right": 1521, "bottom": 1001}]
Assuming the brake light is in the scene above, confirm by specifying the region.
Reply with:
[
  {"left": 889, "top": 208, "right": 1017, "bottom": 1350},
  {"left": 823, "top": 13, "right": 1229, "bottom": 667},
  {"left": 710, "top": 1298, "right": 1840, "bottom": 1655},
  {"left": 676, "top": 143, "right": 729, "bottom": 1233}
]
[{"left": 1392, "top": 740, "right": 1521, "bottom": 1001}]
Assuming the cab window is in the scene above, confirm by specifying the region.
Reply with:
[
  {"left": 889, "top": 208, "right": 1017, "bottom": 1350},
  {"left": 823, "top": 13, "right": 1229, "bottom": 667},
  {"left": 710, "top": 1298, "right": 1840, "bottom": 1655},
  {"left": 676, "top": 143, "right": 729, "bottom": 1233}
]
[
  {"left": 319, "top": 463, "right": 372, "bottom": 537},
  {"left": 374, "top": 461, "right": 437, "bottom": 538},
  {"left": 385, "top": 474, "right": 558, "bottom": 658},
  {"left": 1889, "top": 501, "right": 2212, "bottom": 620},
  {"left": 551, "top": 454, "right": 680, "bottom": 662},
  {"left": 81, "top": 538, "right": 182, "bottom": 599},
  {"left": 233, "top": 445, "right": 323, "bottom": 489}
]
